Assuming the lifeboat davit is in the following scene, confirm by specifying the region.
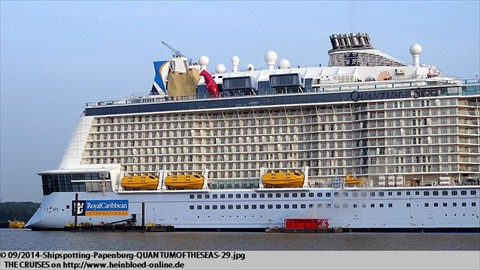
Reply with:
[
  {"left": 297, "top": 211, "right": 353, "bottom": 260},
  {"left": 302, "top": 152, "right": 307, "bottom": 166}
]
[
  {"left": 165, "top": 174, "right": 205, "bottom": 190},
  {"left": 262, "top": 172, "right": 304, "bottom": 188},
  {"left": 121, "top": 175, "right": 159, "bottom": 190}
]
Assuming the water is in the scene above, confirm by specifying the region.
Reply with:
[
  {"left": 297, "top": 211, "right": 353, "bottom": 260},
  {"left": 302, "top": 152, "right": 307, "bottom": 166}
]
[{"left": 1, "top": 229, "right": 479, "bottom": 250}]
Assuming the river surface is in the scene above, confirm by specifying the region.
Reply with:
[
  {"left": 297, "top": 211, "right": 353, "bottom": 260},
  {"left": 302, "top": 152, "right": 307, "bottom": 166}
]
[{"left": 1, "top": 228, "right": 479, "bottom": 250}]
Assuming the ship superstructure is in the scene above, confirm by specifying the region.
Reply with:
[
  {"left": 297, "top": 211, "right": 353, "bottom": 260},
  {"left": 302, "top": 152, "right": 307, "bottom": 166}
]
[{"left": 27, "top": 33, "right": 480, "bottom": 231}]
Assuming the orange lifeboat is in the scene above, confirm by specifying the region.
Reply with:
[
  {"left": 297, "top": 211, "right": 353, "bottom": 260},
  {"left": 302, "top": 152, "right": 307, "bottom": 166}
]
[
  {"left": 121, "top": 175, "right": 159, "bottom": 190},
  {"left": 165, "top": 174, "right": 205, "bottom": 190},
  {"left": 345, "top": 174, "right": 365, "bottom": 185},
  {"left": 262, "top": 172, "right": 304, "bottom": 188}
]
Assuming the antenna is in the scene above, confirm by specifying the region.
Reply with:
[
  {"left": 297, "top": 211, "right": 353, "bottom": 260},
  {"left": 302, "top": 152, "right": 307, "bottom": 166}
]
[{"left": 161, "top": 41, "right": 187, "bottom": 58}]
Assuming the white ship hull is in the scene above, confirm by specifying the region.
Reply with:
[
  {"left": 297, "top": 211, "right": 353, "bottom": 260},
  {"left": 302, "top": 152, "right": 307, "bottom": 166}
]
[{"left": 27, "top": 186, "right": 480, "bottom": 231}]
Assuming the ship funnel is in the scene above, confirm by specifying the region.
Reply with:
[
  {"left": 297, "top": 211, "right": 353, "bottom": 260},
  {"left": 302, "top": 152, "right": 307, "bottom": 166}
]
[
  {"left": 265, "top": 51, "right": 278, "bottom": 70},
  {"left": 231, "top": 56, "right": 240, "bottom": 72},
  {"left": 409, "top": 44, "right": 422, "bottom": 67}
]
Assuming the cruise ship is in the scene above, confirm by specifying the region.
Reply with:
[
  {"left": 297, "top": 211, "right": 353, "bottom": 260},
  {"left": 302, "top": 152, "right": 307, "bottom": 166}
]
[{"left": 27, "top": 33, "right": 480, "bottom": 231}]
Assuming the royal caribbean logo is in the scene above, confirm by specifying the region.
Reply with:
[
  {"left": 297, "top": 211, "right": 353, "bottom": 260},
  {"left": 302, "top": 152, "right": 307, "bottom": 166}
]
[{"left": 72, "top": 200, "right": 129, "bottom": 216}]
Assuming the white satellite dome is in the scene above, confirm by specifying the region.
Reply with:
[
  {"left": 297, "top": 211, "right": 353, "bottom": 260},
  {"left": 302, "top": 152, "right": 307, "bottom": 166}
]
[
  {"left": 409, "top": 43, "right": 423, "bottom": 67},
  {"left": 278, "top": 59, "right": 291, "bottom": 69},
  {"left": 247, "top": 64, "right": 255, "bottom": 71},
  {"left": 231, "top": 56, "right": 240, "bottom": 72},
  {"left": 409, "top": 43, "right": 423, "bottom": 55},
  {"left": 215, "top": 64, "right": 226, "bottom": 74},
  {"left": 198, "top": 55, "right": 209, "bottom": 66},
  {"left": 264, "top": 51, "right": 278, "bottom": 70}
]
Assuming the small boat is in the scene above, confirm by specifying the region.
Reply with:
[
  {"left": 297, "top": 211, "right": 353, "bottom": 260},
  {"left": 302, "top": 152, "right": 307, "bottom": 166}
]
[
  {"left": 262, "top": 171, "right": 304, "bottom": 188},
  {"left": 345, "top": 174, "right": 365, "bottom": 185},
  {"left": 8, "top": 220, "right": 25, "bottom": 229},
  {"left": 165, "top": 174, "right": 204, "bottom": 190},
  {"left": 121, "top": 175, "right": 159, "bottom": 190}
]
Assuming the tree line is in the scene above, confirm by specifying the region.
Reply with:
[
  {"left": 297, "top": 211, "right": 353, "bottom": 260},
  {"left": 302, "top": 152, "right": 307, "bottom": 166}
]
[{"left": 0, "top": 202, "right": 40, "bottom": 222}]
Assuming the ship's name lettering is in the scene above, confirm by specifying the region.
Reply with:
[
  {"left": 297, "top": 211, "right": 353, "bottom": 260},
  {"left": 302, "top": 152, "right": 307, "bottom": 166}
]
[
  {"left": 350, "top": 88, "right": 440, "bottom": 101},
  {"left": 86, "top": 202, "right": 128, "bottom": 211}
]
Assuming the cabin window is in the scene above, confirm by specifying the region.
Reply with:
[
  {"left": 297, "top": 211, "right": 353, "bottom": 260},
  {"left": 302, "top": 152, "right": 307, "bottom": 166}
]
[
  {"left": 388, "top": 192, "right": 393, "bottom": 196},
  {"left": 461, "top": 191, "right": 467, "bottom": 196},
  {"left": 406, "top": 203, "right": 411, "bottom": 207},
  {"left": 362, "top": 204, "right": 366, "bottom": 208},
  {"left": 244, "top": 194, "right": 249, "bottom": 198},
  {"left": 213, "top": 205, "right": 218, "bottom": 210},
  {"left": 300, "top": 204, "right": 306, "bottom": 209},
  {"left": 213, "top": 194, "right": 218, "bottom": 199},
  {"left": 442, "top": 191, "right": 448, "bottom": 196},
  {"left": 397, "top": 192, "right": 401, "bottom": 196},
  {"left": 317, "top": 193, "right": 323, "bottom": 197},
  {"left": 284, "top": 193, "right": 290, "bottom": 198},
  {"left": 268, "top": 204, "right": 273, "bottom": 209},
  {"left": 189, "top": 205, "right": 194, "bottom": 210},
  {"left": 361, "top": 192, "right": 366, "bottom": 197},
  {"left": 471, "top": 191, "right": 477, "bottom": 195},
  {"left": 318, "top": 204, "right": 323, "bottom": 208},
  {"left": 220, "top": 205, "right": 225, "bottom": 209},
  {"left": 189, "top": 195, "right": 194, "bottom": 199},
  {"left": 352, "top": 192, "right": 358, "bottom": 197},
  {"left": 292, "top": 204, "right": 298, "bottom": 209},
  {"left": 252, "top": 205, "right": 257, "bottom": 209},
  {"left": 260, "top": 194, "right": 265, "bottom": 198},
  {"left": 276, "top": 193, "right": 281, "bottom": 198},
  {"left": 197, "top": 205, "right": 202, "bottom": 210},
  {"left": 228, "top": 205, "right": 233, "bottom": 209},
  {"left": 236, "top": 205, "right": 241, "bottom": 209},
  {"left": 406, "top": 191, "right": 411, "bottom": 195},
  {"left": 388, "top": 203, "right": 393, "bottom": 207},
  {"left": 276, "top": 204, "right": 281, "bottom": 209},
  {"left": 268, "top": 193, "right": 273, "bottom": 198},
  {"left": 434, "top": 203, "right": 438, "bottom": 207},
  {"left": 301, "top": 193, "right": 306, "bottom": 198},
  {"left": 452, "top": 203, "right": 457, "bottom": 207},
  {"left": 197, "top": 195, "right": 202, "bottom": 199},
  {"left": 205, "top": 205, "right": 210, "bottom": 210},
  {"left": 353, "top": 204, "right": 357, "bottom": 208},
  {"left": 424, "top": 203, "right": 429, "bottom": 207},
  {"left": 326, "top": 193, "right": 331, "bottom": 197},
  {"left": 370, "top": 192, "right": 375, "bottom": 197},
  {"left": 433, "top": 191, "right": 439, "bottom": 196},
  {"left": 462, "top": 202, "right": 467, "bottom": 207},
  {"left": 415, "top": 191, "right": 420, "bottom": 196},
  {"left": 252, "top": 194, "right": 257, "bottom": 198},
  {"left": 334, "top": 192, "right": 339, "bottom": 197},
  {"left": 472, "top": 202, "right": 476, "bottom": 207},
  {"left": 371, "top": 204, "right": 375, "bottom": 208},
  {"left": 292, "top": 193, "right": 298, "bottom": 198},
  {"left": 228, "top": 194, "right": 233, "bottom": 199},
  {"left": 379, "top": 192, "right": 384, "bottom": 197},
  {"left": 236, "top": 194, "right": 241, "bottom": 198},
  {"left": 220, "top": 194, "right": 226, "bottom": 199},
  {"left": 260, "top": 205, "right": 265, "bottom": 209},
  {"left": 424, "top": 191, "right": 429, "bottom": 196},
  {"left": 452, "top": 191, "right": 458, "bottom": 196},
  {"left": 309, "top": 193, "right": 315, "bottom": 197}
]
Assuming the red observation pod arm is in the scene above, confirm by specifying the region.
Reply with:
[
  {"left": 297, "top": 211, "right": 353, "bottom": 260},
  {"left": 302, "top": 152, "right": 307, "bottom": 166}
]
[{"left": 199, "top": 70, "right": 219, "bottom": 98}]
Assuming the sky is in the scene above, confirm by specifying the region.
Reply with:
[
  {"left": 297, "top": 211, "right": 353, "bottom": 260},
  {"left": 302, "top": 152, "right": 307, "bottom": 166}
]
[{"left": 1, "top": 1, "right": 479, "bottom": 203}]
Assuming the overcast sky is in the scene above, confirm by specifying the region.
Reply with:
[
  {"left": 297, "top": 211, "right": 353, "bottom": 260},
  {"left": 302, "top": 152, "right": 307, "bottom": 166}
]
[{"left": 1, "top": 1, "right": 479, "bottom": 203}]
